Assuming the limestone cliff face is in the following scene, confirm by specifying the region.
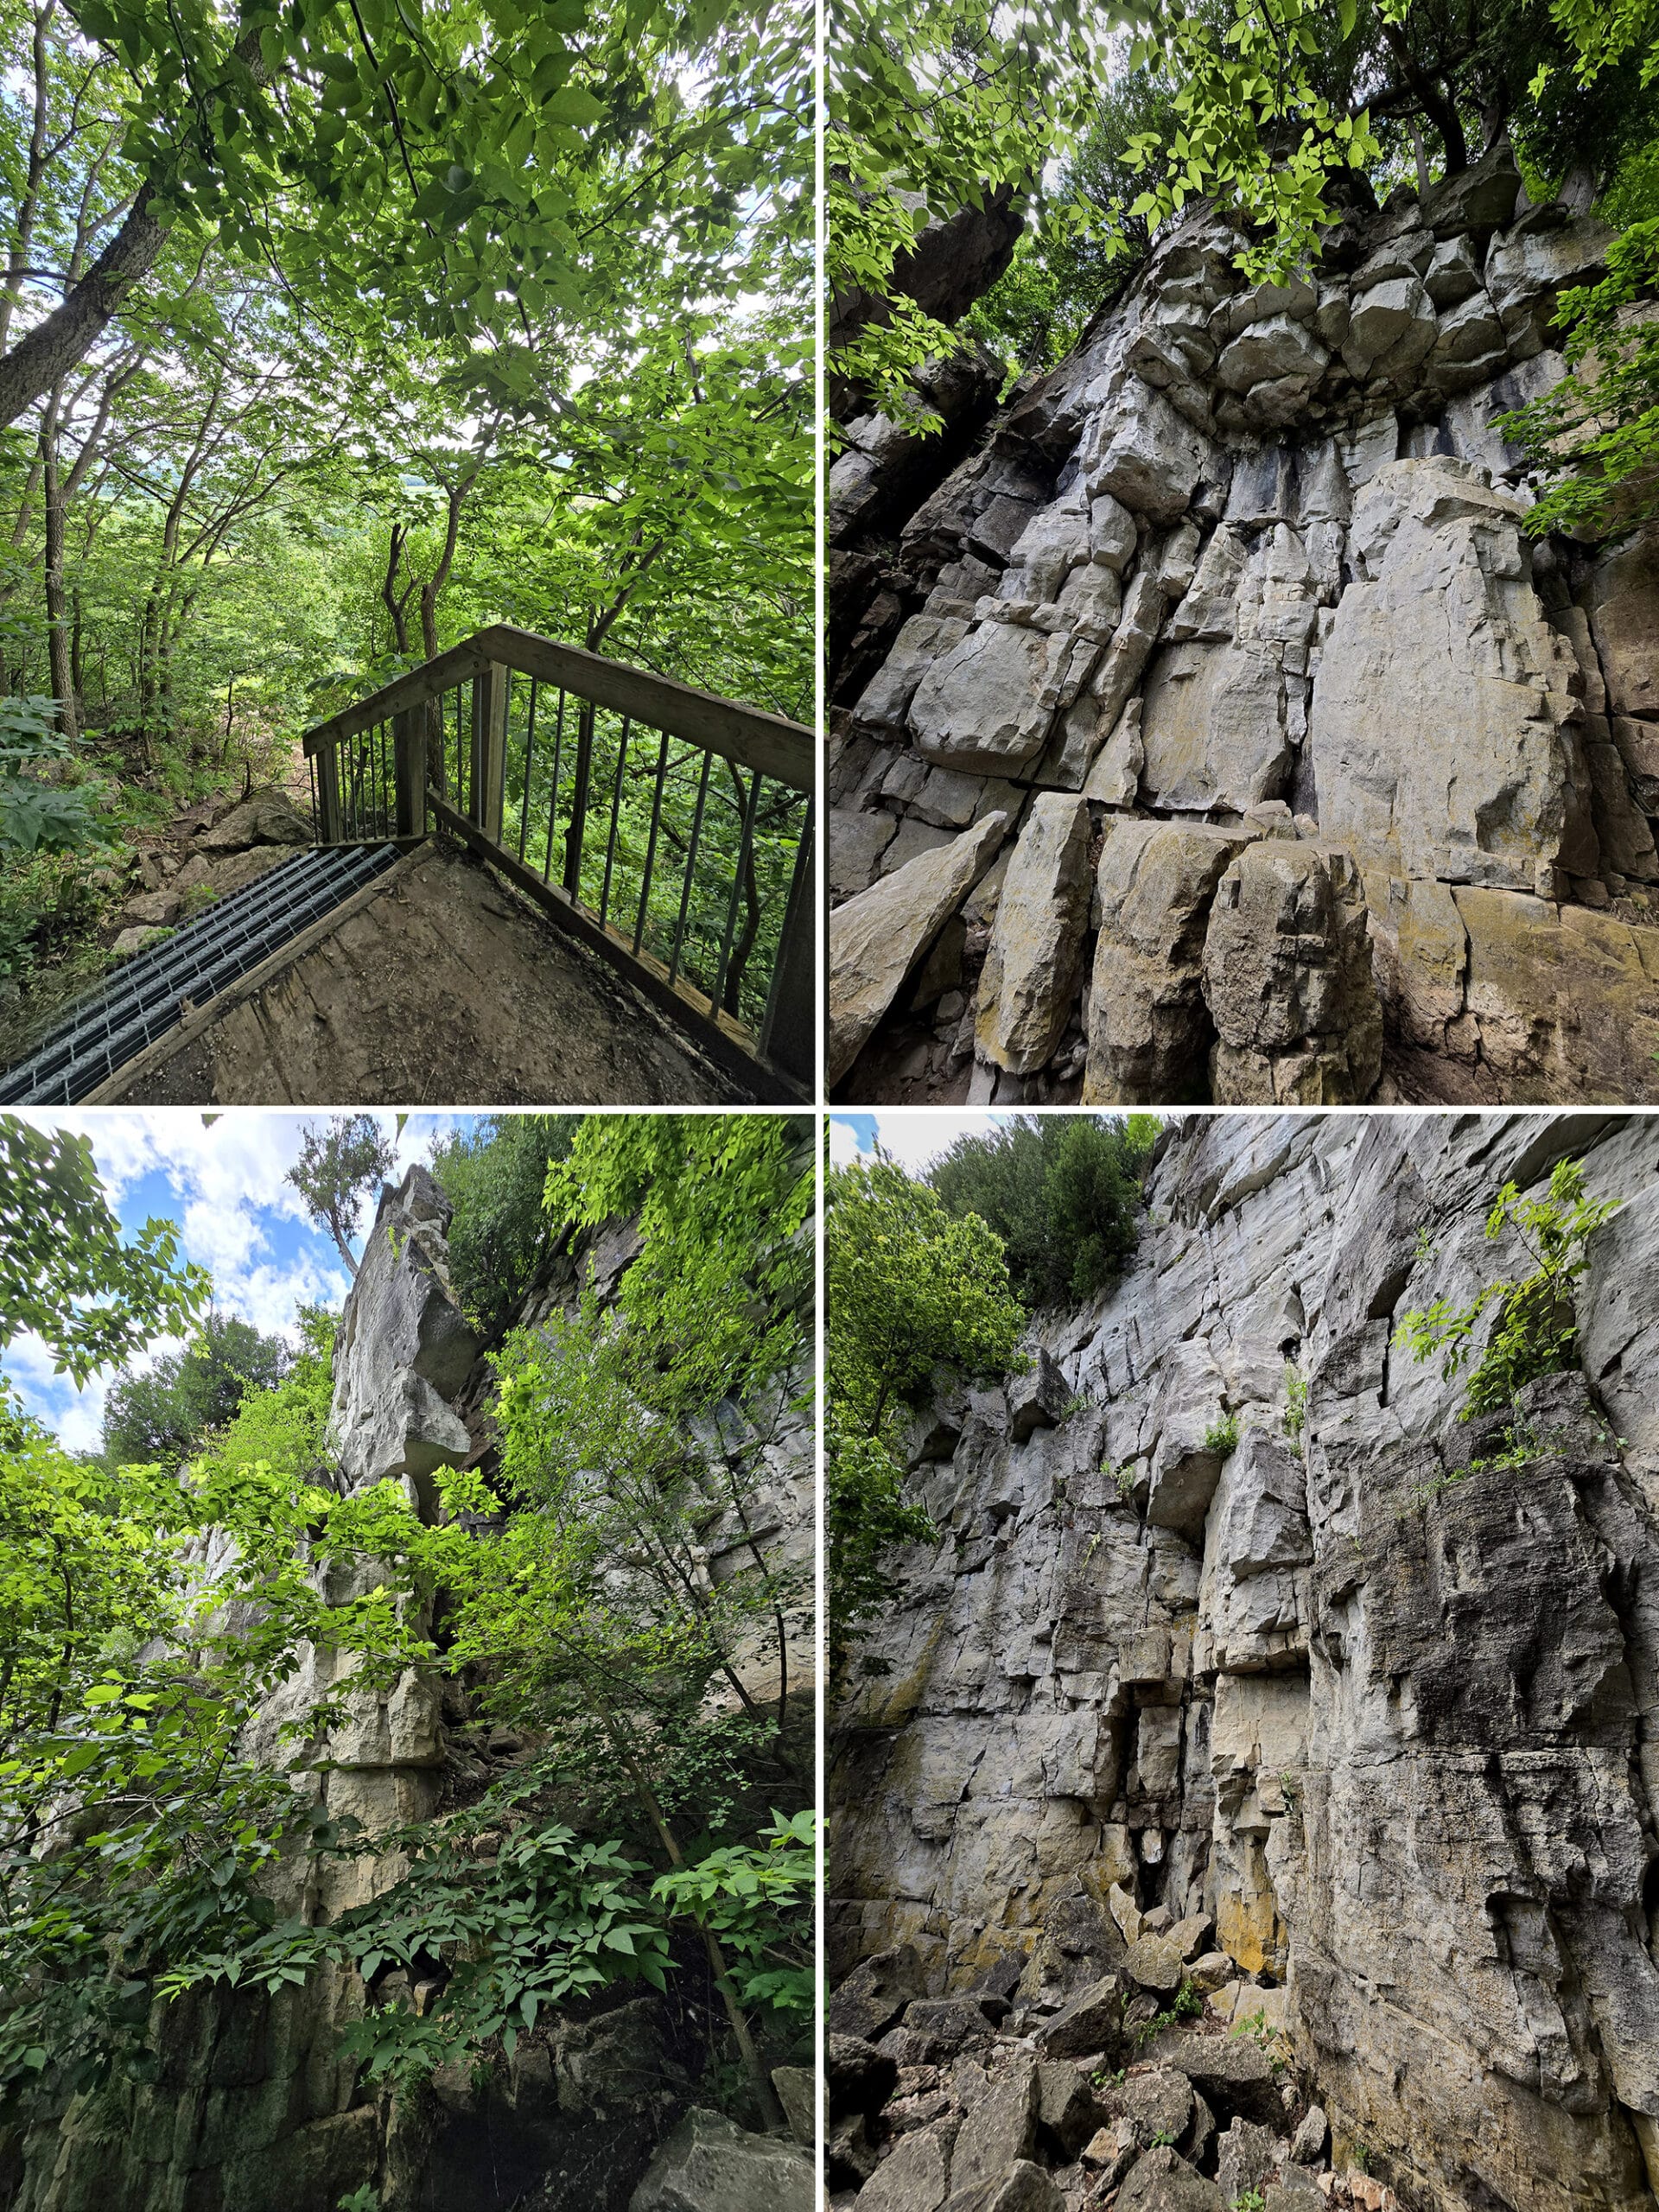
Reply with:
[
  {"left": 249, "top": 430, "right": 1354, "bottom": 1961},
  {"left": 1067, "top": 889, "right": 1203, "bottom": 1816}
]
[
  {"left": 829, "top": 1112, "right": 1659, "bottom": 2211},
  {"left": 828, "top": 146, "right": 1659, "bottom": 1106},
  {"left": 6, "top": 1166, "right": 815, "bottom": 2212}
]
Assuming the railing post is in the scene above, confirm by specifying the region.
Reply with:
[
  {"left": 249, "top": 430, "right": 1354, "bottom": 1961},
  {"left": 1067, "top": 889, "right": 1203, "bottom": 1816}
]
[
  {"left": 392, "top": 704, "right": 428, "bottom": 838},
  {"left": 563, "top": 699, "right": 595, "bottom": 898},
  {"left": 758, "top": 796, "right": 815, "bottom": 1087},
  {"left": 316, "top": 743, "right": 342, "bottom": 845},
  {"left": 470, "top": 663, "right": 509, "bottom": 843}
]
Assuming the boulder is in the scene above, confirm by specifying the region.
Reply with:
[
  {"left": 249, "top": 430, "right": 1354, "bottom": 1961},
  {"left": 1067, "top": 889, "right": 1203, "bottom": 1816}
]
[
  {"left": 1115, "top": 2145, "right": 1225, "bottom": 2211},
  {"left": 1102, "top": 2067, "right": 1193, "bottom": 2149},
  {"left": 897, "top": 1996, "right": 997, "bottom": 2058},
  {"left": 1202, "top": 842, "right": 1382, "bottom": 1104},
  {"left": 950, "top": 2058, "right": 1039, "bottom": 2190},
  {"left": 1150, "top": 2035, "right": 1283, "bottom": 2130},
  {"left": 828, "top": 2032, "right": 900, "bottom": 2117},
  {"left": 942, "top": 2162, "right": 1063, "bottom": 2212},
  {"left": 975, "top": 794, "right": 1091, "bottom": 1073},
  {"left": 627, "top": 2108, "right": 813, "bottom": 2212},
  {"left": 856, "top": 2120, "right": 956, "bottom": 2212},
  {"left": 828, "top": 1947, "right": 929, "bottom": 2044},
  {"left": 1082, "top": 822, "right": 1255, "bottom": 1103},
  {"left": 1033, "top": 1974, "right": 1126, "bottom": 2062},
  {"left": 772, "top": 2065, "right": 820, "bottom": 2147},
  {"left": 1035, "top": 2062, "right": 1104, "bottom": 2160},
  {"left": 196, "top": 786, "right": 314, "bottom": 852},
  {"left": 1216, "top": 2117, "right": 1285, "bottom": 2202},
  {"left": 828, "top": 814, "right": 1009, "bottom": 1084},
  {"left": 1124, "top": 1932, "right": 1186, "bottom": 1993}
]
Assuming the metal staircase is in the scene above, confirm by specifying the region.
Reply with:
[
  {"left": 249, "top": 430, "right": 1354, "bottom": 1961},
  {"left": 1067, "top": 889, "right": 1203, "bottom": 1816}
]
[{"left": 0, "top": 842, "right": 403, "bottom": 1104}]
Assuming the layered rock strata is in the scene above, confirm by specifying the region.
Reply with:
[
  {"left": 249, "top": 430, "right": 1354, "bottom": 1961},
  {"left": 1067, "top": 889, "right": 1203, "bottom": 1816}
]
[
  {"left": 828, "top": 147, "right": 1659, "bottom": 1104},
  {"left": 830, "top": 1111, "right": 1659, "bottom": 2212}
]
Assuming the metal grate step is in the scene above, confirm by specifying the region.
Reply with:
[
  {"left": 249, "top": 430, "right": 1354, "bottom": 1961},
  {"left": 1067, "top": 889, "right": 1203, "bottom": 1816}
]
[{"left": 0, "top": 842, "right": 404, "bottom": 1104}]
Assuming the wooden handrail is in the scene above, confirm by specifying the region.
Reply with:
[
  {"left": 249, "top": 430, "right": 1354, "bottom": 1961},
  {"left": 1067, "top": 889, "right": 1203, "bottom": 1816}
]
[{"left": 302, "top": 624, "right": 813, "bottom": 792}]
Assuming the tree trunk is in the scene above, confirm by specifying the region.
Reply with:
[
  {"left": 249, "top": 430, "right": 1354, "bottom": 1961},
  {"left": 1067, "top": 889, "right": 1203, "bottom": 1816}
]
[
  {"left": 38, "top": 400, "right": 77, "bottom": 740},
  {"left": 0, "top": 183, "right": 169, "bottom": 428}
]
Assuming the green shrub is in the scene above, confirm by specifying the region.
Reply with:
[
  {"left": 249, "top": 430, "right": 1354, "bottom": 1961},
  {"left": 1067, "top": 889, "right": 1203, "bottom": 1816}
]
[
  {"left": 929, "top": 1112, "right": 1159, "bottom": 1308},
  {"left": 1283, "top": 1364, "right": 1306, "bottom": 1444},
  {"left": 1394, "top": 1159, "right": 1620, "bottom": 1424},
  {"left": 195, "top": 1307, "right": 338, "bottom": 1486},
  {"left": 1203, "top": 1410, "right": 1239, "bottom": 1457},
  {"left": 429, "top": 1114, "right": 577, "bottom": 1338}
]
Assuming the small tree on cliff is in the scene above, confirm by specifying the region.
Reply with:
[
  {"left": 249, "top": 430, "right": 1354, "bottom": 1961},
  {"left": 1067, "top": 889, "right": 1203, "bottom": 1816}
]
[
  {"left": 286, "top": 1115, "right": 400, "bottom": 1274},
  {"left": 826, "top": 1145, "right": 1027, "bottom": 1669}
]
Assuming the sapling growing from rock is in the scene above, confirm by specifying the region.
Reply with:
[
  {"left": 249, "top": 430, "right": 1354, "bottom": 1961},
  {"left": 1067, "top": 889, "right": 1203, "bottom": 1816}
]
[{"left": 1394, "top": 1159, "right": 1621, "bottom": 1437}]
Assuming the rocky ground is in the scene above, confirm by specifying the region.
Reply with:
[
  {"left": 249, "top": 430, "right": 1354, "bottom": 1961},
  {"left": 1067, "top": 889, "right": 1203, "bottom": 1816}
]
[
  {"left": 105, "top": 781, "right": 317, "bottom": 953},
  {"left": 828, "top": 144, "right": 1659, "bottom": 1106},
  {"left": 829, "top": 1910, "right": 1399, "bottom": 2212}
]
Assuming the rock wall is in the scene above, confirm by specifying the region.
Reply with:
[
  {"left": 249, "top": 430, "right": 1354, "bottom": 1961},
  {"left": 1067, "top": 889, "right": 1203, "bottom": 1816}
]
[
  {"left": 4, "top": 1163, "right": 815, "bottom": 2212},
  {"left": 827, "top": 146, "right": 1659, "bottom": 1106},
  {"left": 829, "top": 1110, "right": 1659, "bottom": 2211}
]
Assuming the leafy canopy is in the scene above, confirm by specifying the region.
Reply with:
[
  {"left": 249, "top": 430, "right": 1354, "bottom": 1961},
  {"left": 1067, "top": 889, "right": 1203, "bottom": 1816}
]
[
  {"left": 285, "top": 1114, "right": 400, "bottom": 1274},
  {"left": 0, "top": 1116, "right": 209, "bottom": 1383},
  {"left": 929, "top": 1113, "right": 1158, "bottom": 1309},
  {"left": 101, "top": 1308, "right": 292, "bottom": 1471},
  {"left": 826, "top": 1144, "right": 1027, "bottom": 1664}
]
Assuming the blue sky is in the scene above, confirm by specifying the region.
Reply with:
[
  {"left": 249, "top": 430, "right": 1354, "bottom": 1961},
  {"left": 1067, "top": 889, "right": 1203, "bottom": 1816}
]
[
  {"left": 6, "top": 1110, "right": 494, "bottom": 1452},
  {"left": 828, "top": 1110, "right": 1003, "bottom": 1176}
]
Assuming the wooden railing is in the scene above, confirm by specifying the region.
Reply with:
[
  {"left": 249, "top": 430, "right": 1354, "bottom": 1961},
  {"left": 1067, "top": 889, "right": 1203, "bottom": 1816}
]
[{"left": 302, "top": 625, "right": 815, "bottom": 1096}]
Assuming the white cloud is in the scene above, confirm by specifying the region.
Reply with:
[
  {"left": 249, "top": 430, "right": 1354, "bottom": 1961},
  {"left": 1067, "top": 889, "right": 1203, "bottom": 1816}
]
[
  {"left": 833, "top": 1110, "right": 1006, "bottom": 1178},
  {"left": 3, "top": 1111, "right": 469, "bottom": 1446}
]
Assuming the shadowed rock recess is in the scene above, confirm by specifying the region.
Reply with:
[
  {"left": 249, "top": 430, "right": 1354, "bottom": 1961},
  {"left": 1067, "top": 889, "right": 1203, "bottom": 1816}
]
[
  {"left": 2, "top": 1166, "right": 814, "bottom": 2212},
  {"left": 828, "top": 146, "right": 1659, "bottom": 1106},
  {"left": 828, "top": 1113, "right": 1659, "bottom": 2212}
]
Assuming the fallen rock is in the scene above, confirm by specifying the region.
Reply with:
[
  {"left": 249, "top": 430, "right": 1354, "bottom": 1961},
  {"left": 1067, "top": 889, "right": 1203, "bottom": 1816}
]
[
  {"left": 829, "top": 814, "right": 1009, "bottom": 1084},
  {"left": 196, "top": 786, "right": 313, "bottom": 852},
  {"left": 1149, "top": 2035, "right": 1283, "bottom": 2130},
  {"left": 1290, "top": 2106, "right": 1328, "bottom": 2164},
  {"left": 772, "top": 2064, "right": 821, "bottom": 2147},
  {"left": 950, "top": 2058, "right": 1039, "bottom": 2190},
  {"left": 626, "top": 2107, "right": 813, "bottom": 2212},
  {"left": 828, "top": 1947, "right": 930, "bottom": 2044},
  {"left": 855, "top": 2118, "right": 955, "bottom": 2212},
  {"left": 829, "top": 2032, "right": 899, "bottom": 2117},
  {"left": 942, "top": 2160, "right": 1062, "bottom": 2212},
  {"left": 1033, "top": 1974, "right": 1126, "bottom": 2062},
  {"left": 1115, "top": 2144, "right": 1225, "bottom": 2210},
  {"left": 1103, "top": 2067, "right": 1193, "bottom": 2149},
  {"left": 1123, "top": 1932, "right": 1186, "bottom": 1993}
]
